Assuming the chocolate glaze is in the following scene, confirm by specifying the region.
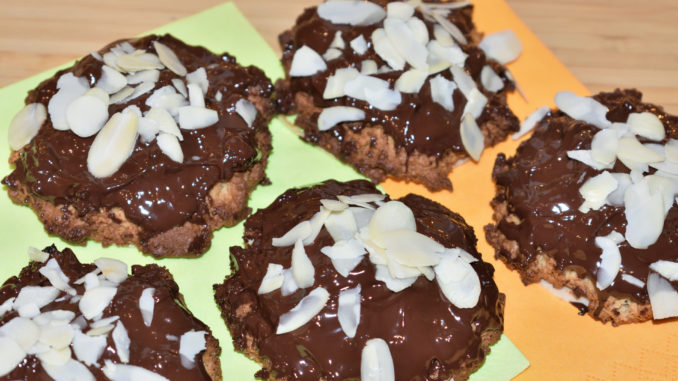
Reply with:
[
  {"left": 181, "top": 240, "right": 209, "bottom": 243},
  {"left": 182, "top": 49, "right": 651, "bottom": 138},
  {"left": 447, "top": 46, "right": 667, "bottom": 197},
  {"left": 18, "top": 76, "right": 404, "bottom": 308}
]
[
  {"left": 0, "top": 245, "right": 214, "bottom": 380},
  {"left": 3, "top": 34, "right": 273, "bottom": 236},
  {"left": 277, "top": 1, "right": 518, "bottom": 158},
  {"left": 493, "top": 89, "right": 678, "bottom": 305},
  {"left": 216, "top": 180, "right": 503, "bottom": 380}
]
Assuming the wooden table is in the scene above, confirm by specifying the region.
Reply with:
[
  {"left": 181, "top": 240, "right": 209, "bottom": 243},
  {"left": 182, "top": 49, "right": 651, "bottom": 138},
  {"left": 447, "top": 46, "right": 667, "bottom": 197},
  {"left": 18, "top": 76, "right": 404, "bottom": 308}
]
[{"left": 1, "top": 0, "right": 677, "bottom": 113}]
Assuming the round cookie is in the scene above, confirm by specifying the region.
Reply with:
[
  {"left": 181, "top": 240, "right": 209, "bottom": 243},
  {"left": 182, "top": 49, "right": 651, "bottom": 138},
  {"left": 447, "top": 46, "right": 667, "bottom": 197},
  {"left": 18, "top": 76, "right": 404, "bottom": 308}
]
[
  {"left": 485, "top": 89, "right": 678, "bottom": 325},
  {"left": 0, "top": 245, "right": 220, "bottom": 380},
  {"left": 276, "top": 0, "right": 520, "bottom": 191},
  {"left": 4, "top": 34, "right": 274, "bottom": 257},
  {"left": 215, "top": 179, "right": 504, "bottom": 380}
]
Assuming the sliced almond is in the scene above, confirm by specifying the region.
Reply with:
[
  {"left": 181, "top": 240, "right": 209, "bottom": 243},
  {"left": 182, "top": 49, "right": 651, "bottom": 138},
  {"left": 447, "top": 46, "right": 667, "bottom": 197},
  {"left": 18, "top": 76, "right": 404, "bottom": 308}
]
[
  {"left": 324, "top": 67, "right": 360, "bottom": 99},
  {"left": 102, "top": 360, "right": 170, "bottom": 381},
  {"left": 112, "top": 321, "right": 130, "bottom": 363},
  {"left": 368, "top": 201, "right": 417, "bottom": 246},
  {"left": 276, "top": 287, "right": 330, "bottom": 334},
  {"left": 79, "top": 286, "right": 117, "bottom": 320},
  {"left": 323, "top": 48, "right": 343, "bottom": 61},
  {"left": 292, "top": 240, "right": 315, "bottom": 289},
  {"left": 289, "top": 45, "right": 327, "bottom": 77},
  {"left": 395, "top": 68, "right": 428, "bottom": 93},
  {"left": 324, "top": 209, "right": 358, "bottom": 242},
  {"left": 621, "top": 274, "right": 645, "bottom": 288},
  {"left": 427, "top": 40, "right": 467, "bottom": 68},
  {"left": 337, "top": 285, "right": 361, "bottom": 338},
  {"left": 384, "top": 18, "right": 428, "bottom": 70},
  {"left": 433, "top": 24, "right": 455, "bottom": 46},
  {"left": 371, "top": 28, "right": 405, "bottom": 71},
  {"left": 110, "top": 86, "right": 135, "bottom": 104},
  {"left": 39, "top": 259, "right": 73, "bottom": 294},
  {"left": 153, "top": 41, "right": 187, "bottom": 76},
  {"left": 303, "top": 208, "right": 332, "bottom": 245},
  {"left": 617, "top": 136, "right": 664, "bottom": 166},
  {"left": 649, "top": 260, "right": 678, "bottom": 282},
  {"left": 87, "top": 107, "right": 139, "bottom": 178},
  {"left": 179, "top": 330, "right": 206, "bottom": 365},
  {"left": 386, "top": 2, "right": 414, "bottom": 20},
  {"left": 361, "top": 338, "right": 395, "bottom": 381},
  {"left": 258, "top": 263, "right": 285, "bottom": 294},
  {"left": 567, "top": 149, "right": 613, "bottom": 170},
  {"left": 139, "top": 287, "right": 155, "bottom": 327},
  {"left": 172, "top": 78, "right": 188, "bottom": 97},
  {"left": 429, "top": 74, "right": 457, "bottom": 111},
  {"left": 594, "top": 231, "right": 624, "bottom": 290},
  {"left": 462, "top": 88, "right": 488, "bottom": 119},
  {"left": 14, "top": 286, "right": 60, "bottom": 311},
  {"left": 187, "top": 83, "right": 205, "bottom": 108},
  {"left": 37, "top": 346, "right": 71, "bottom": 367},
  {"left": 156, "top": 132, "right": 183, "bottom": 163},
  {"left": 374, "top": 263, "right": 417, "bottom": 292},
  {"left": 624, "top": 180, "right": 665, "bottom": 249},
  {"left": 321, "top": 198, "right": 348, "bottom": 211},
  {"left": 361, "top": 60, "right": 378, "bottom": 75},
  {"left": 350, "top": 35, "right": 368, "bottom": 55},
  {"left": 0, "top": 337, "right": 26, "bottom": 376},
  {"left": 430, "top": 10, "right": 468, "bottom": 45},
  {"left": 177, "top": 106, "right": 218, "bottom": 130},
  {"left": 42, "top": 358, "right": 96, "bottom": 381},
  {"left": 317, "top": 106, "right": 366, "bottom": 131},
  {"left": 627, "top": 112, "right": 665, "bottom": 141},
  {"left": 126, "top": 69, "right": 160, "bottom": 85},
  {"left": 28, "top": 246, "right": 49, "bottom": 263},
  {"left": 407, "top": 17, "right": 429, "bottom": 46},
  {"left": 386, "top": 259, "right": 421, "bottom": 279},
  {"left": 235, "top": 98, "right": 257, "bottom": 128},
  {"left": 66, "top": 91, "right": 109, "bottom": 138},
  {"left": 317, "top": 1, "right": 386, "bottom": 26},
  {"left": 272, "top": 220, "right": 312, "bottom": 247},
  {"left": 330, "top": 31, "right": 346, "bottom": 49},
  {"left": 186, "top": 67, "right": 208, "bottom": 94},
  {"left": 281, "top": 268, "right": 300, "bottom": 297},
  {"left": 145, "top": 107, "right": 183, "bottom": 140},
  {"left": 450, "top": 65, "right": 476, "bottom": 98},
  {"left": 554, "top": 91, "right": 611, "bottom": 129},
  {"left": 364, "top": 86, "right": 402, "bottom": 111},
  {"left": 8, "top": 102, "right": 47, "bottom": 150},
  {"left": 434, "top": 252, "right": 481, "bottom": 308},
  {"left": 96, "top": 65, "right": 128, "bottom": 94},
  {"left": 590, "top": 128, "right": 618, "bottom": 165},
  {"left": 480, "top": 65, "right": 504, "bottom": 92},
  {"left": 72, "top": 330, "right": 107, "bottom": 366},
  {"left": 126, "top": 81, "right": 155, "bottom": 102},
  {"left": 381, "top": 230, "right": 443, "bottom": 267},
  {"left": 647, "top": 273, "right": 678, "bottom": 320},
  {"left": 606, "top": 172, "right": 633, "bottom": 207},
  {"left": 86, "top": 324, "right": 114, "bottom": 337},
  {"left": 48, "top": 73, "right": 90, "bottom": 130},
  {"left": 460, "top": 113, "right": 484, "bottom": 161},
  {"left": 116, "top": 52, "right": 164, "bottom": 73},
  {"left": 513, "top": 106, "right": 549, "bottom": 140},
  {"left": 321, "top": 239, "right": 367, "bottom": 260},
  {"left": 145, "top": 85, "right": 188, "bottom": 116},
  {"left": 478, "top": 30, "right": 522, "bottom": 64},
  {"left": 0, "top": 317, "right": 39, "bottom": 351},
  {"left": 331, "top": 257, "right": 365, "bottom": 278},
  {"left": 578, "top": 171, "right": 618, "bottom": 213}
]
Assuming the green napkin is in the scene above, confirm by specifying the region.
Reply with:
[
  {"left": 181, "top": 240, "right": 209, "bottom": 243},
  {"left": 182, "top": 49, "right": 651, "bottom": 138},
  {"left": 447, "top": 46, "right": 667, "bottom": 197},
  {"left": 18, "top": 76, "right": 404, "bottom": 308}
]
[{"left": 0, "top": 2, "right": 528, "bottom": 380}]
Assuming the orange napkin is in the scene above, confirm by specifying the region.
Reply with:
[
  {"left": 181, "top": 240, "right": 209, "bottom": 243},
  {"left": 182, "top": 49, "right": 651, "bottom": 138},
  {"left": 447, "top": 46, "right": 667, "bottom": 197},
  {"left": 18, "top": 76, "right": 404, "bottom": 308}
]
[{"left": 382, "top": 1, "right": 678, "bottom": 380}]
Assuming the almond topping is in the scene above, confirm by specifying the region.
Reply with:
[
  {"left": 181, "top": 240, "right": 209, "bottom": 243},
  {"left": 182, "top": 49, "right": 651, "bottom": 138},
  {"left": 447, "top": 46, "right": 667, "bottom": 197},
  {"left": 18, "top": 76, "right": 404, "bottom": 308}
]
[
  {"left": 8, "top": 103, "right": 47, "bottom": 150},
  {"left": 86, "top": 106, "right": 139, "bottom": 178},
  {"left": 153, "top": 41, "right": 187, "bottom": 76},
  {"left": 276, "top": 287, "right": 330, "bottom": 334},
  {"left": 289, "top": 45, "right": 327, "bottom": 77}
]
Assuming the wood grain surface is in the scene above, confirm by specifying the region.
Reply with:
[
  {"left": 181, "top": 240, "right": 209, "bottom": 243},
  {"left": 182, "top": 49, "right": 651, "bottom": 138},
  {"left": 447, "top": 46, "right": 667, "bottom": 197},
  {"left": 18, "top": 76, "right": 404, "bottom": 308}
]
[{"left": 1, "top": 0, "right": 677, "bottom": 112}]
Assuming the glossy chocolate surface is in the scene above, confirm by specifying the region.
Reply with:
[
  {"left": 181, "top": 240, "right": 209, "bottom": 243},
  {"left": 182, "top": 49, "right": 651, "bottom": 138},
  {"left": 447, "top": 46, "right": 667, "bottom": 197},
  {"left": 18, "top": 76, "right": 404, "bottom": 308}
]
[
  {"left": 3, "top": 34, "right": 272, "bottom": 235},
  {"left": 217, "top": 180, "right": 503, "bottom": 380},
  {"left": 494, "top": 89, "right": 678, "bottom": 302},
  {"left": 278, "top": 1, "right": 517, "bottom": 158},
  {"left": 0, "top": 245, "right": 212, "bottom": 380}
]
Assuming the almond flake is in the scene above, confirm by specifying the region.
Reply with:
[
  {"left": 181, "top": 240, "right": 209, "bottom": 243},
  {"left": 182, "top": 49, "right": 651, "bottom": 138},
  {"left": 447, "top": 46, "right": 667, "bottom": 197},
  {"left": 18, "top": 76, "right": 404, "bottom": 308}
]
[
  {"left": 87, "top": 106, "right": 139, "bottom": 178},
  {"left": 450, "top": 65, "right": 476, "bottom": 98},
  {"left": 395, "top": 68, "right": 428, "bottom": 93},
  {"left": 513, "top": 106, "right": 549, "bottom": 140},
  {"left": 350, "top": 35, "right": 368, "bottom": 55},
  {"left": 145, "top": 86, "right": 188, "bottom": 116},
  {"left": 37, "top": 346, "right": 71, "bottom": 366},
  {"left": 79, "top": 286, "right": 117, "bottom": 320},
  {"left": 374, "top": 263, "right": 417, "bottom": 292},
  {"left": 102, "top": 360, "right": 170, "bottom": 381},
  {"left": 387, "top": 2, "right": 414, "bottom": 20},
  {"left": 429, "top": 75, "right": 457, "bottom": 111},
  {"left": 235, "top": 98, "right": 258, "bottom": 128},
  {"left": 179, "top": 330, "right": 206, "bottom": 366},
  {"left": 8, "top": 102, "right": 47, "bottom": 150},
  {"left": 66, "top": 91, "right": 109, "bottom": 138},
  {"left": 331, "top": 257, "right": 365, "bottom": 278},
  {"left": 337, "top": 285, "right": 361, "bottom": 338},
  {"left": 139, "top": 287, "right": 155, "bottom": 327},
  {"left": 407, "top": 17, "right": 429, "bottom": 46},
  {"left": 371, "top": 28, "right": 405, "bottom": 71},
  {"left": 289, "top": 46, "right": 327, "bottom": 77},
  {"left": 320, "top": 199, "right": 348, "bottom": 211},
  {"left": 384, "top": 18, "right": 428, "bottom": 70},
  {"left": 153, "top": 41, "right": 187, "bottom": 76},
  {"left": 649, "top": 260, "right": 678, "bottom": 281},
  {"left": 462, "top": 88, "right": 488, "bottom": 119},
  {"left": 433, "top": 24, "right": 455, "bottom": 46},
  {"left": 330, "top": 31, "right": 346, "bottom": 49},
  {"left": 368, "top": 201, "right": 416, "bottom": 246},
  {"left": 606, "top": 172, "right": 632, "bottom": 206},
  {"left": 116, "top": 52, "right": 164, "bottom": 73},
  {"left": 594, "top": 231, "right": 624, "bottom": 290},
  {"left": 0, "top": 298, "right": 15, "bottom": 318},
  {"left": 292, "top": 240, "right": 315, "bottom": 289},
  {"left": 381, "top": 230, "right": 443, "bottom": 267},
  {"left": 627, "top": 112, "right": 665, "bottom": 141},
  {"left": 324, "top": 209, "right": 358, "bottom": 242},
  {"left": 460, "top": 113, "right": 484, "bottom": 161},
  {"left": 323, "top": 48, "right": 343, "bottom": 61},
  {"left": 621, "top": 274, "right": 645, "bottom": 288},
  {"left": 317, "top": 106, "right": 366, "bottom": 131},
  {"left": 566, "top": 150, "right": 613, "bottom": 171},
  {"left": 0, "top": 317, "right": 39, "bottom": 351},
  {"left": 427, "top": 40, "right": 467, "bottom": 68},
  {"left": 42, "top": 358, "right": 96, "bottom": 381},
  {"left": 272, "top": 220, "right": 312, "bottom": 247},
  {"left": 434, "top": 252, "right": 481, "bottom": 308},
  {"left": 361, "top": 338, "right": 395, "bottom": 381},
  {"left": 554, "top": 91, "right": 611, "bottom": 129},
  {"left": 14, "top": 286, "right": 60, "bottom": 312},
  {"left": 624, "top": 179, "right": 665, "bottom": 249},
  {"left": 126, "top": 69, "right": 160, "bottom": 85},
  {"left": 361, "top": 60, "right": 378, "bottom": 75},
  {"left": 258, "top": 263, "right": 285, "bottom": 294},
  {"left": 39, "top": 259, "right": 74, "bottom": 294},
  {"left": 172, "top": 78, "right": 188, "bottom": 97},
  {"left": 321, "top": 239, "right": 367, "bottom": 260},
  {"left": 578, "top": 171, "right": 618, "bottom": 213},
  {"left": 324, "top": 67, "right": 360, "bottom": 99},
  {"left": 72, "top": 330, "right": 106, "bottom": 366},
  {"left": 178, "top": 106, "right": 218, "bottom": 130},
  {"left": 28, "top": 246, "right": 49, "bottom": 263},
  {"left": 48, "top": 73, "right": 90, "bottom": 130},
  {"left": 110, "top": 86, "right": 135, "bottom": 104},
  {"left": 0, "top": 337, "right": 25, "bottom": 377},
  {"left": 617, "top": 136, "right": 664, "bottom": 167},
  {"left": 145, "top": 107, "right": 183, "bottom": 140},
  {"left": 281, "top": 268, "right": 300, "bottom": 297},
  {"left": 126, "top": 81, "right": 155, "bottom": 102},
  {"left": 112, "top": 321, "right": 130, "bottom": 363},
  {"left": 303, "top": 208, "right": 331, "bottom": 245},
  {"left": 276, "top": 287, "right": 330, "bottom": 334},
  {"left": 590, "top": 128, "right": 618, "bottom": 165},
  {"left": 317, "top": 1, "right": 386, "bottom": 26},
  {"left": 186, "top": 67, "right": 208, "bottom": 94},
  {"left": 647, "top": 273, "right": 678, "bottom": 320},
  {"left": 363, "top": 85, "right": 401, "bottom": 110},
  {"left": 156, "top": 132, "right": 184, "bottom": 163},
  {"left": 430, "top": 10, "right": 467, "bottom": 45},
  {"left": 187, "top": 83, "right": 205, "bottom": 108},
  {"left": 480, "top": 65, "right": 504, "bottom": 92},
  {"left": 138, "top": 115, "right": 159, "bottom": 143},
  {"left": 478, "top": 30, "right": 522, "bottom": 64},
  {"left": 96, "top": 65, "right": 127, "bottom": 94}
]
